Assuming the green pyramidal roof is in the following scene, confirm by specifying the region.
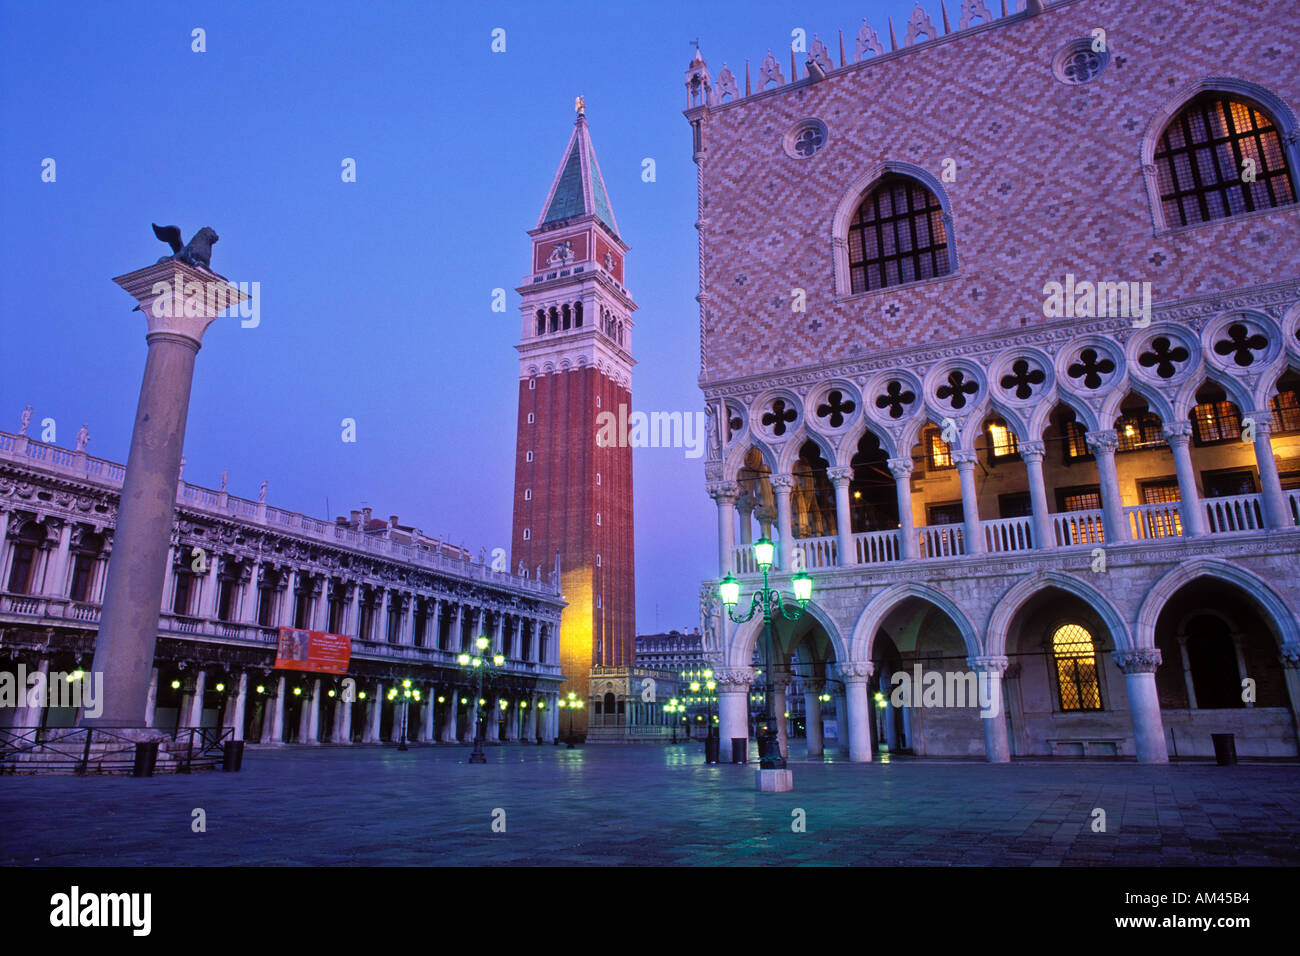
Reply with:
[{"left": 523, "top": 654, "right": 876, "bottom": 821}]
[{"left": 537, "top": 115, "right": 619, "bottom": 238}]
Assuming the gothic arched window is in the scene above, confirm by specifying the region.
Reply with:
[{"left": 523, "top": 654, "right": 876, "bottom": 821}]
[
  {"left": 536, "top": 310, "right": 545, "bottom": 336},
  {"left": 1153, "top": 92, "right": 1296, "bottom": 227},
  {"left": 1052, "top": 623, "right": 1102, "bottom": 711},
  {"left": 574, "top": 301, "right": 583, "bottom": 327},
  {"left": 847, "top": 174, "right": 951, "bottom": 293}
]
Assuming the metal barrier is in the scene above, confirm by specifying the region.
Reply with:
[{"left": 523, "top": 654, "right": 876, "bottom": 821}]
[{"left": 0, "top": 726, "right": 235, "bottom": 775}]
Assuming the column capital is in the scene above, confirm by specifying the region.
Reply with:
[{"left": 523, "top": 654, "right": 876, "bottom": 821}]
[
  {"left": 827, "top": 466, "right": 853, "bottom": 485},
  {"left": 706, "top": 480, "right": 742, "bottom": 501},
  {"left": 951, "top": 448, "right": 978, "bottom": 468},
  {"left": 886, "top": 456, "right": 914, "bottom": 479},
  {"left": 966, "top": 655, "right": 1010, "bottom": 675},
  {"left": 1279, "top": 643, "right": 1300, "bottom": 669},
  {"left": 713, "top": 667, "right": 754, "bottom": 688},
  {"left": 770, "top": 474, "right": 796, "bottom": 492},
  {"left": 1114, "top": 648, "right": 1162, "bottom": 674},
  {"left": 113, "top": 259, "right": 249, "bottom": 346},
  {"left": 837, "top": 660, "right": 875, "bottom": 683},
  {"left": 1085, "top": 429, "right": 1119, "bottom": 454},
  {"left": 1019, "top": 440, "right": 1045, "bottom": 462},
  {"left": 1162, "top": 420, "right": 1193, "bottom": 444},
  {"left": 1244, "top": 411, "right": 1274, "bottom": 438}
]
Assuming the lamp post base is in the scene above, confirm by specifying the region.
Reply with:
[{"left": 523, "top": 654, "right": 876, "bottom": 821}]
[{"left": 755, "top": 769, "right": 794, "bottom": 792}]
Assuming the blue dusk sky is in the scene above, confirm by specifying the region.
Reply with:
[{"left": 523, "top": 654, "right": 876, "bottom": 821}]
[{"left": 0, "top": 0, "right": 915, "bottom": 634}]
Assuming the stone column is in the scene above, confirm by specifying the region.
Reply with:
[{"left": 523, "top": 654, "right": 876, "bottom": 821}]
[
  {"left": 953, "top": 450, "right": 985, "bottom": 555},
  {"left": 305, "top": 680, "right": 321, "bottom": 744},
  {"left": 771, "top": 670, "right": 790, "bottom": 759},
  {"left": 376, "top": 587, "right": 391, "bottom": 641},
  {"left": 270, "top": 676, "right": 286, "bottom": 743},
  {"left": 716, "top": 668, "right": 752, "bottom": 761},
  {"left": 833, "top": 690, "right": 849, "bottom": 753},
  {"left": 400, "top": 593, "right": 414, "bottom": 645},
  {"left": 771, "top": 476, "right": 795, "bottom": 569},
  {"left": 12, "top": 657, "right": 49, "bottom": 729},
  {"left": 1279, "top": 644, "right": 1300, "bottom": 742},
  {"left": 44, "top": 519, "right": 73, "bottom": 598},
  {"left": 0, "top": 508, "right": 9, "bottom": 585},
  {"left": 279, "top": 568, "right": 297, "bottom": 628},
  {"left": 708, "top": 481, "right": 739, "bottom": 576},
  {"left": 420, "top": 687, "right": 436, "bottom": 742},
  {"left": 466, "top": 694, "right": 480, "bottom": 743},
  {"left": 339, "top": 696, "right": 354, "bottom": 744},
  {"left": 452, "top": 604, "right": 465, "bottom": 651},
  {"left": 887, "top": 457, "right": 918, "bottom": 560},
  {"left": 968, "top": 656, "right": 1010, "bottom": 763},
  {"left": 804, "top": 681, "right": 824, "bottom": 757},
  {"left": 1086, "top": 430, "right": 1129, "bottom": 543},
  {"left": 363, "top": 683, "right": 382, "bottom": 743},
  {"left": 524, "top": 694, "right": 538, "bottom": 741},
  {"left": 737, "top": 495, "right": 754, "bottom": 546},
  {"left": 492, "top": 611, "right": 504, "bottom": 654},
  {"left": 231, "top": 672, "right": 247, "bottom": 741},
  {"left": 1246, "top": 414, "right": 1291, "bottom": 529},
  {"left": 485, "top": 697, "right": 500, "bottom": 742},
  {"left": 160, "top": 547, "right": 177, "bottom": 614},
  {"left": 505, "top": 700, "right": 519, "bottom": 741},
  {"left": 1115, "top": 649, "right": 1168, "bottom": 763},
  {"left": 1163, "top": 422, "right": 1207, "bottom": 537},
  {"left": 441, "top": 690, "right": 458, "bottom": 742},
  {"left": 1020, "top": 441, "right": 1056, "bottom": 549},
  {"left": 828, "top": 467, "right": 854, "bottom": 566},
  {"left": 185, "top": 669, "right": 207, "bottom": 729},
  {"left": 347, "top": 582, "right": 362, "bottom": 636},
  {"left": 241, "top": 560, "right": 261, "bottom": 625},
  {"left": 841, "top": 662, "right": 875, "bottom": 763}
]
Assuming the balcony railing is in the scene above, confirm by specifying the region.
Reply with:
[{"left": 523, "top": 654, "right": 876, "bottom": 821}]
[
  {"left": 854, "top": 529, "right": 901, "bottom": 564},
  {"left": 1053, "top": 509, "right": 1105, "bottom": 547},
  {"left": 1127, "top": 502, "right": 1182, "bottom": 540},
  {"left": 984, "top": 515, "right": 1033, "bottom": 553},
  {"left": 918, "top": 522, "right": 964, "bottom": 559},
  {"left": 794, "top": 535, "right": 837, "bottom": 569},
  {"left": 1205, "top": 493, "right": 1265, "bottom": 533}
]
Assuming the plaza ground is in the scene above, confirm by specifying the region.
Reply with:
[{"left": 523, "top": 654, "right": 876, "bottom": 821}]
[{"left": 2, "top": 743, "right": 1298, "bottom": 866}]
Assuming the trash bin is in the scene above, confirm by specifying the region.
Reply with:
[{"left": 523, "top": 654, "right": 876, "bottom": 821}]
[
  {"left": 730, "top": 737, "right": 748, "bottom": 764},
  {"left": 704, "top": 735, "right": 720, "bottom": 764},
  {"left": 132, "top": 741, "right": 159, "bottom": 778},
  {"left": 222, "top": 740, "right": 245, "bottom": 772},
  {"left": 1211, "top": 733, "right": 1237, "bottom": 766}
]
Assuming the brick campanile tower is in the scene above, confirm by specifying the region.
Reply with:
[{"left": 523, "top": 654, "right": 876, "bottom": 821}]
[{"left": 512, "top": 100, "right": 637, "bottom": 735}]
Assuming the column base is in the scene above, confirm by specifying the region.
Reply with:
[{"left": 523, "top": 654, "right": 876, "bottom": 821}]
[{"left": 755, "top": 769, "right": 794, "bottom": 792}]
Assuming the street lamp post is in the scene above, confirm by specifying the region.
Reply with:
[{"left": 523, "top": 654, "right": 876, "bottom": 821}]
[
  {"left": 666, "top": 699, "right": 680, "bottom": 743},
  {"left": 718, "top": 536, "right": 812, "bottom": 775},
  {"left": 557, "top": 691, "right": 584, "bottom": 748},
  {"left": 457, "top": 635, "right": 505, "bottom": 765},
  {"left": 690, "top": 672, "right": 719, "bottom": 763},
  {"left": 386, "top": 679, "right": 419, "bottom": 751}
]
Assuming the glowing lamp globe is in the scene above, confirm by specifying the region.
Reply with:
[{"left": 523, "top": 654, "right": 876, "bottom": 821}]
[
  {"left": 792, "top": 570, "right": 813, "bottom": 604},
  {"left": 719, "top": 574, "right": 740, "bottom": 608},
  {"left": 752, "top": 536, "right": 775, "bottom": 570}
]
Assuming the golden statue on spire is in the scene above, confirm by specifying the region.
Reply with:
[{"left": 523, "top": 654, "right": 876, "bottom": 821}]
[{"left": 575, "top": 95, "right": 585, "bottom": 116}]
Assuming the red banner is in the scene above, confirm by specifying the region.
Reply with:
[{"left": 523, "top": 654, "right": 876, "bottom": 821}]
[{"left": 274, "top": 627, "right": 351, "bottom": 674}]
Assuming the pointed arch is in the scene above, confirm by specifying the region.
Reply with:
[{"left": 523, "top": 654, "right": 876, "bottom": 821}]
[
  {"left": 986, "top": 570, "right": 1135, "bottom": 657},
  {"left": 847, "top": 581, "right": 980, "bottom": 661},
  {"left": 725, "top": 598, "right": 849, "bottom": 670},
  {"left": 1137, "top": 558, "right": 1300, "bottom": 650}
]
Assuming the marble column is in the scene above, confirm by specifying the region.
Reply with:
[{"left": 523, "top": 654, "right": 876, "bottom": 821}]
[
  {"left": 338, "top": 697, "right": 354, "bottom": 744},
  {"left": 834, "top": 690, "right": 849, "bottom": 753},
  {"left": 1020, "top": 441, "right": 1056, "bottom": 549},
  {"left": 1163, "top": 422, "right": 1207, "bottom": 536},
  {"left": 377, "top": 588, "right": 390, "bottom": 642},
  {"left": 363, "top": 683, "right": 382, "bottom": 743},
  {"left": 230, "top": 672, "right": 247, "bottom": 741},
  {"left": 968, "top": 656, "right": 1010, "bottom": 763},
  {"left": 708, "top": 481, "right": 739, "bottom": 576},
  {"left": 485, "top": 697, "right": 501, "bottom": 742},
  {"left": 804, "top": 681, "right": 824, "bottom": 757},
  {"left": 400, "top": 593, "right": 414, "bottom": 645},
  {"left": 1115, "top": 649, "right": 1168, "bottom": 763},
  {"left": 953, "top": 450, "right": 986, "bottom": 555},
  {"left": 199, "top": 551, "right": 221, "bottom": 619},
  {"left": 347, "top": 582, "right": 361, "bottom": 636},
  {"left": 771, "top": 476, "right": 795, "bottom": 569},
  {"left": 828, "top": 467, "right": 854, "bottom": 566},
  {"left": 305, "top": 679, "right": 321, "bottom": 744},
  {"left": 887, "top": 457, "right": 918, "bottom": 560},
  {"left": 441, "top": 691, "right": 458, "bottom": 742},
  {"left": 11, "top": 657, "right": 49, "bottom": 730},
  {"left": 737, "top": 495, "right": 754, "bottom": 546},
  {"left": 44, "top": 519, "right": 73, "bottom": 598},
  {"left": 279, "top": 568, "right": 297, "bottom": 628},
  {"left": 241, "top": 560, "right": 262, "bottom": 625},
  {"left": 1247, "top": 414, "right": 1291, "bottom": 529},
  {"left": 466, "top": 695, "right": 480, "bottom": 743},
  {"left": 524, "top": 694, "right": 538, "bottom": 741},
  {"left": 771, "top": 670, "right": 790, "bottom": 759},
  {"left": 1086, "top": 430, "right": 1130, "bottom": 543},
  {"left": 716, "top": 668, "right": 752, "bottom": 761},
  {"left": 185, "top": 669, "right": 207, "bottom": 729},
  {"left": 841, "top": 662, "right": 875, "bottom": 763},
  {"left": 270, "top": 676, "right": 286, "bottom": 743},
  {"left": 143, "top": 667, "right": 159, "bottom": 729}
]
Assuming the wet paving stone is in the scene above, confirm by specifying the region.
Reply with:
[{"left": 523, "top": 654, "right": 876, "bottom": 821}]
[{"left": 1, "top": 743, "right": 1298, "bottom": 866}]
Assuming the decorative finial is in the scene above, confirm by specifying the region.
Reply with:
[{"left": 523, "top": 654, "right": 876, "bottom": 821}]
[{"left": 575, "top": 95, "right": 585, "bottom": 116}]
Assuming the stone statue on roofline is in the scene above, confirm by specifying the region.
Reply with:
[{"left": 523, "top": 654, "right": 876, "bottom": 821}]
[{"left": 18, "top": 405, "right": 32, "bottom": 436}]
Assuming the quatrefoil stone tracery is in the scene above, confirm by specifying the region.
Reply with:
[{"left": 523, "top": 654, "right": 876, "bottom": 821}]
[
  {"left": 999, "top": 359, "right": 1045, "bottom": 400},
  {"left": 815, "top": 389, "right": 856, "bottom": 427},
  {"left": 875, "top": 380, "right": 916, "bottom": 419},
  {"left": 936, "top": 370, "right": 979, "bottom": 410},
  {"left": 1067, "top": 348, "right": 1116, "bottom": 389},
  {"left": 1213, "top": 323, "right": 1269, "bottom": 367},
  {"left": 761, "top": 398, "right": 798, "bottom": 436},
  {"left": 1138, "top": 336, "right": 1190, "bottom": 379}
]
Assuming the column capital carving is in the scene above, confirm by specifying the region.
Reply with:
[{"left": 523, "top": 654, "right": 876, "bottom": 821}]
[
  {"left": 1085, "top": 429, "right": 1119, "bottom": 454},
  {"left": 827, "top": 466, "right": 853, "bottom": 484},
  {"left": 1244, "top": 411, "right": 1274, "bottom": 438},
  {"left": 1114, "top": 648, "right": 1162, "bottom": 674},
  {"left": 951, "top": 448, "right": 978, "bottom": 468},
  {"left": 1162, "top": 420, "right": 1193, "bottom": 444},
  {"left": 966, "top": 655, "right": 1010, "bottom": 675},
  {"left": 886, "top": 456, "right": 913, "bottom": 479},
  {"left": 837, "top": 660, "right": 874, "bottom": 682},
  {"left": 769, "top": 474, "right": 796, "bottom": 492},
  {"left": 706, "top": 480, "right": 742, "bottom": 501},
  {"left": 713, "top": 667, "right": 754, "bottom": 688},
  {"left": 1019, "top": 440, "right": 1045, "bottom": 462},
  {"left": 1279, "top": 643, "right": 1300, "bottom": 669}
]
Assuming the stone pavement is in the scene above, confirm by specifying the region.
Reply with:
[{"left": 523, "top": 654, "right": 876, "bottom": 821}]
[{"left": 2, "top": 743, "right": 1298, "bottom": 866}]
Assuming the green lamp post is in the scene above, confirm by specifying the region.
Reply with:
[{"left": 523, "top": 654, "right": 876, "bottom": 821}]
[
  {"left": 718, "top": 536, "right": 812, "bottom": 771},
  {"left": 457, "top": 635, "right": 505, "bottom": 765},
  {"left": 557, "top": 691, "right": 584, "bottom": 748},
  {"left": 386, "top": 679, "right": 419, "bottom": 751}
]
